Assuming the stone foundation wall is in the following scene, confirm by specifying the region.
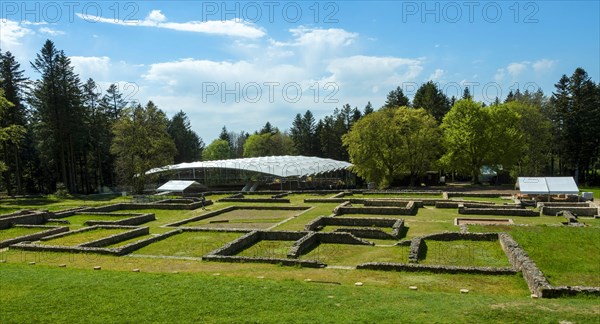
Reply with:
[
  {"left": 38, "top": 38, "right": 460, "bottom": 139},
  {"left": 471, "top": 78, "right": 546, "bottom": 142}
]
[
  {"left": 288, "top": 232, "right": 373, "bottom": 258},
  {"left": 85, "top": 213, "right": 155, "bottom": 226},
  {"left": 304, "top": 216, "right": 403, "bottom": 239},
  {"left": 356, "top": 262, "right": 516, "bottom": 275},
  {"left": 335, "top": 201, "right": 417, "bottom": 216},
  {"left": 207, "top": 231, "right": 261, "bottom": 256},
  {"left": 218, "top": 198, "right": 290, "bottom": 203},
  {"left": 537, "top": 202, "right": 591, "bottom": 208},
  {"left": 79, "top": 227, "right": 149, "bottom": 248},
  {"left": 89, "top": 200, "right": 213, "bottom": 212},
  {"left": 459, "top": 207, "right": 539, "bottom": 216},
  {"left": 116, "top": 229, "right": 182, "bottom": 255},
  {"left": 447, "top": 192, "right": 503, "bottom": 198},
  {"left": 363, "top": 200, "right": 411, "bottom": 207},
  {"left": 0, "top": 211, "right": 50, "bottom": 229},
  {"left": 0, "top": 225, "right": 69, "bottom": 248},
  {"left": 165, "top": 206, "right": 309, "bottom": 227},
  {"left": 202, "top": 254, "right": 324, "bottom": 268},
  {"left": 540, "top": 206, "right": 598, "bottom": 216},
  {"left": 498, "top": 233, "right": 552, "bottom": 297}
]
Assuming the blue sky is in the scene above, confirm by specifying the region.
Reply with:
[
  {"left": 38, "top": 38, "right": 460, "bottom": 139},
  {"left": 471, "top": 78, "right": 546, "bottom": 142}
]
[{"left": 1, "top": 1, "right": 599, "bottom": 142}]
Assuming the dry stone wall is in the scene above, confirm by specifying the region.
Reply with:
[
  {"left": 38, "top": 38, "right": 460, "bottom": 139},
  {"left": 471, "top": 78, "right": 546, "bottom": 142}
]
[
  {"left": 459, "top": 207, "right": 539, "bottom": 216},
  {"left": 0, "top": 225, "right": 69, "bottom": 248}
]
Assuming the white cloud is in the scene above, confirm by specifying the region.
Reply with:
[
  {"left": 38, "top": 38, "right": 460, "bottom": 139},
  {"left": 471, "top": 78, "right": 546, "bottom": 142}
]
[
  {"left": 146, "top": 10, "right": 167, "bottom": 23},
  {"left": 494, "top": 68, "right": 506, "bottom": 81},
  {"left": 0, "top": 19, "right": 34, "bottom": 48},
  {"left": 428, "top": 69, "right": 444, "bottom": 81},
  {"left": 75, "top": 10, "right": 265, "bottom": 38},
  {"left": 532, "top": 59, "right": 556, "bottom": 73},
  {"left": 70, "top": 56, "right": 112, "bottom": 81},
  {"left": 39, "top": 27, "right": 65, "bottom": 36},
  {"left": 506, "top": 62, "right": 529, "bottom": 77}
]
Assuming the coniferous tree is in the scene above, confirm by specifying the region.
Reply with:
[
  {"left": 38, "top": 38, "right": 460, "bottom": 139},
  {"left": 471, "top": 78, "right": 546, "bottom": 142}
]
[
  {"left": 0, "top": 51, "right": 29, "bottom": 194},
  {"left": 412, "top": 81, "right": 451, "bottom": 123},
  {"left": 364, "top": 102, "right": 374, "bottom": 115},
  {"left": 383, "top": 86, "right": 410, "bottom": 108},
  {"left": 168, "top": 111, "right": 204, "bottom": 163}
]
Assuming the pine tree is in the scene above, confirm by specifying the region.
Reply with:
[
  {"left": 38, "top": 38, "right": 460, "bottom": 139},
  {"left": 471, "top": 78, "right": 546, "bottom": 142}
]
[
  {"left": 412, "top": 81, "right": 451, "bottom": 123},
  {"left": 0, "top": 51, "right": 28, "bottom": 194},
  {"left": 168, "top": 111, "right": 204, "bottom": 163},
  {"left": 383, "top": 86, "right": 410, "bottom": 108}
]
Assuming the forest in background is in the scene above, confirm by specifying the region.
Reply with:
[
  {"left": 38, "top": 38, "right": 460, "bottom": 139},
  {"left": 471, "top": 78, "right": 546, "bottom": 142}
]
[{"left": 1, "top": 39, "right": 599, "bottom": 193}]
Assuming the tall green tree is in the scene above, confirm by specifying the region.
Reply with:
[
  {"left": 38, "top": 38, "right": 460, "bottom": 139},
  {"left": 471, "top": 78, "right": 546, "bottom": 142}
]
[
  {"left": 383, "top": 86, "right": 410, "bottom": 108},
  {"left": 203, "top": 139, "right": 232, "bottom": 161},
  {"left": 364, "top": 101, "right": 374, "bottom": 115},
  {"left": 413, "top": 81, "right": 451, "bottom": 123},
  {"left": 0, "top": 51, "right": 29, "bottom": 194},
  {"left": 440, "top": 100, "right": 523, "bottom": 183},
  {"left": 243, "top": 132, "right": 296, "bottom": 157},
  {"left": 168, "top": 111, "right": 204, "bottom": 163},
  {"left": 30, "top": 40, "right": 86, "bottom": 193},
  {"left": 551, "top": 68, "right": 600, "bottom": 183},
  {"left": 290, "top": 110, "right": 318, "bottom": 156},
  {"left": 505, "top": 101, "right": 552, "bottom": 176},
  {"left": 343, "top": 107, "right": 440, "bottom": 188},
  {"left": 0, "top": 91, "right": 26, "bottom": 176},
  {"left": 111, "top": 101, "right": 176, "bottom": 193}
]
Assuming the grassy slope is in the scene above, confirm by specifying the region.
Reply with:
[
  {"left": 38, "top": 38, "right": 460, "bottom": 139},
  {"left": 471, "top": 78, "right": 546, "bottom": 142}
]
[
  {"left": 470, "top": 225, "right": 600, "bottom": 286},
  {"left": 0, "top": 263, "right": 598, "bottom": 323}
]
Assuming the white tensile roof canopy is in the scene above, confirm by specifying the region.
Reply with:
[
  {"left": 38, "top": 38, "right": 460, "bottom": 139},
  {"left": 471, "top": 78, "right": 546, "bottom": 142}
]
[
  {"left": 156, "top": 180, "right": 206, "bottom": 192},
  {"left": 516, "top": 177, "right": 579, "bottom": 195},
  {"left": 146, "top": 156, "right": 353, "bottom": 178}
]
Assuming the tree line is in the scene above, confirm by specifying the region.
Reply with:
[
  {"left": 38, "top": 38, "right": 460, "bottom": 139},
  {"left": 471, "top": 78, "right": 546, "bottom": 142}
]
[{"left": 1, "top": 39, "right": 598, "bottom": 194}]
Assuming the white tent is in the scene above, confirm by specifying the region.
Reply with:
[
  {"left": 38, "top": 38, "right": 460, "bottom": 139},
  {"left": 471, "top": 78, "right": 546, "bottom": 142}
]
[
  {"left": 516, "top": 177, "right": 579, "bottom": 195},
  {"left": 146, "top": 156, "right": 353, "bottom": 178}
]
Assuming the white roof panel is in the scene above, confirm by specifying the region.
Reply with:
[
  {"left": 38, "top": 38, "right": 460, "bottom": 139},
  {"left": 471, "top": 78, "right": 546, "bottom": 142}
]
[
  {"left": 517, "top": 177, "right": 579, "bottom": 195},
  {"left": 546, "top": 177, "right": 579, "bottom": 194},
  {"left": 146, "top": 156, "right": 353, "bottom": 178},
  {"left": 156, "top": 180, "right": 200, "bottom": 192},
  {"left": 517, "top": 177, "right": 549, "bottom": 194}
]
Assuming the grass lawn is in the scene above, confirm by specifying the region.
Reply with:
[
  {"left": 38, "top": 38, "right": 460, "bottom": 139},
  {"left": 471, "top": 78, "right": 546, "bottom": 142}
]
[
  {"left": 0, "top": 194, "right": 599, "bottom": 322},
  {"left": 131, "top": 231, "right": 244, "bottom": 258},
  {"left": 40, "top": 228, "right": 128, "bottom": 246},
  {"left": 237, "top": 240, "right": 296, "bottom": 258},
  {"left": 0, "top": 207, "right": 21, "bottom": 215},
  {"left": 351, "top": 193, "right": 444, "bottom": 198},
  {"left": 300, "top": 244, "right": 410, "bottom": 266},
  {"left": 0, "top": 194, "right": 130, "bottom": 212},
  {"left": 58, "top": 214, "right": 134, "bottom": 227},
  {"left": 420, "top": 240, "right": 511, "bottom": 267},
  {"left": 1, "top": 263, "right": 598, "bottom": 323},
  {"left": 470, "top": 225, "right": 600, "bottom": 287},
  {"left": 0, "top": 226, "right": 48, "bottom": 241},
  {"left": 182, "top": 209, "right": 298, "bottom": 229}
]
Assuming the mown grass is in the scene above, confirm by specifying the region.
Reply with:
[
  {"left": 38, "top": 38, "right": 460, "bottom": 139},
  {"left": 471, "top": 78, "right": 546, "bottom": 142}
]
[
  {"left": 59, "top": 214, "right": 133, "bottom": 227},
  {"left": 0, "top": 194, "right": 131, "bottom": 212},
  {"left": 0, "top": 226, "right": 48, "bottom": 241},
  {"left": 182, "top": 209, "right": 298, "bottom": 229},
  {"left": 470, "top": 225, "right": 600, "bottom": 286},
  {"left": 1, "top": 194, "right": 599, "bottom": 322},
  {"left": 131, "top": 231, "right": 244, "bottom": 258},
  {"left": 2, "top": 263, "right": 597, "bottom": 323},
  {"left": 420, "top": 240, "right": 511, "bottom": 267},
  {"left": 300, "top": 244, "right": 410, "bottom": 266},
  {"left": 40, "top": 228, "right": 128, "bottom": 246},
  {"left": 237, "top": 240, "right": 295, "bottom": 258}
]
